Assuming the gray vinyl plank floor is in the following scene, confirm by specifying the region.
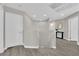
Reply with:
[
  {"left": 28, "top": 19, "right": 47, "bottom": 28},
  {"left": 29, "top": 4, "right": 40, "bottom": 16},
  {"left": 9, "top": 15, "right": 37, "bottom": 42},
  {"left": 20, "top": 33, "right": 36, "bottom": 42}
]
[{"left": 0, "top": 39, "right": 79, "bottom": 56}]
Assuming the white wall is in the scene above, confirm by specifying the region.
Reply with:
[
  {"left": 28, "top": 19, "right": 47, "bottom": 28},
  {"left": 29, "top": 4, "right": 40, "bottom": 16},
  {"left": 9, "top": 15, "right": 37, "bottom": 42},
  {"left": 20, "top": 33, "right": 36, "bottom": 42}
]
[
  {"left": 49, "top": 22, "right": 56, "bottom": 48},
  {"left": 5, "top": 12, "right": 23, "bottom": 48},
  {"left": 24, "top": 15, "right": 39, "bottom": 48},
  {"left": 63, "top": 20, "right": 68, "bottom": 40},
  {"left": 68, "top": 16, "right": 78, "bottom": 41},
  {"left": 0, "top": 5, "right": 4, "bottom": 53},
  {"left": 38, "top": 21, "right": 49, "bottom": 48},
  {"left": 78, "top": 17, "right": 79, "bottom": 45}
]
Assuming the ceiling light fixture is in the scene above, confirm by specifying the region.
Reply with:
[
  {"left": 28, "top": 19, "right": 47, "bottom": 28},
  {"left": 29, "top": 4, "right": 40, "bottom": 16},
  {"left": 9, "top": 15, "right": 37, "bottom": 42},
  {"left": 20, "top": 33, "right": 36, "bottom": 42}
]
[
  {"left": 50, "top": 22, "right": 54, "bottom": 27},
  {"left": 43, "top": 14, "right": 47, "bottom": 17},
  {"left": 61, "top": 13, "right": 64, "bottom": 16}
]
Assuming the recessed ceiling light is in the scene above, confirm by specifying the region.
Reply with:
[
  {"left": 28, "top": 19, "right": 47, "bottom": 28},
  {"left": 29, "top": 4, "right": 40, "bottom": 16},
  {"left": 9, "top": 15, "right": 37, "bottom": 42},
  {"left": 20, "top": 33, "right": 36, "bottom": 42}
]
[
  {"left": 61, "top": 13, "right": 64, "bottom": 16},
  {"left": 50, "top": 23, "right": 54, "bottom": 27},
  {"left": 43, "top": 14, "right": 47, "bottom": 17},
  {"left": 50, "top": 22, "right": 55, "bottom": 27}
]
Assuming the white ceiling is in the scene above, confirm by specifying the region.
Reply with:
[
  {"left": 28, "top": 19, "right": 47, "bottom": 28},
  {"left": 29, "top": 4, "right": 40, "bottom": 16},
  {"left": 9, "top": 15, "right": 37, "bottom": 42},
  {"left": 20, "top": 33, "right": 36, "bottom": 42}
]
[
  {"left": 50, "top": 3, "right": 79, "bottom": 19},
  {"left": 2, "top": 3, "right": 79, "bottom": 21}
]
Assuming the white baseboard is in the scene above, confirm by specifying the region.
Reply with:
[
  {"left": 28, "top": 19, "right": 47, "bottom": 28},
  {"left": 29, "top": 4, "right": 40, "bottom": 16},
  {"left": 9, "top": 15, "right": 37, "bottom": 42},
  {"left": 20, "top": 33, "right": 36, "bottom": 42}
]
[
  {"left": 77, "top": 42, "right": 79, "bottom": 45},
  {"left": 66, "top": 39, "right": 77, "bottom": 42},
  {"left": 0, "top": 49, "right": 5, "bottom": 53},
  {"left": 66, "top": 39, "right": 71, "bottom": 41},
  {"left": 70, "top": 39, "right": 77, "bottom": 41},
  {"left": 24, "top": 46, "right": 39, "bottom": 48},
  {"left": 51, "top": 46, "right": 56, "bottom": 49},
  {"left": 24, "top": 46, "right": 56, "bottom": 49}
]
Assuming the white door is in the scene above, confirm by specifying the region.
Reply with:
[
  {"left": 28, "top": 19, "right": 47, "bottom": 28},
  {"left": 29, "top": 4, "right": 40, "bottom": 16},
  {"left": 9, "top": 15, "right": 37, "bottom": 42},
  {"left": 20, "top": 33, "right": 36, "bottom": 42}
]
[
  {"left": 70, "top": 16, "right": 78, "bottom": 41},
  {"left": 5, "top": 12, "right": 23, "bottom": 48},
  {"left": 68, "top": 16, "right": 78, "bottom": 41}
]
